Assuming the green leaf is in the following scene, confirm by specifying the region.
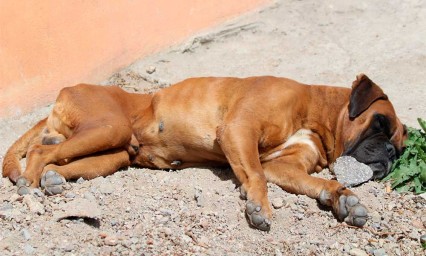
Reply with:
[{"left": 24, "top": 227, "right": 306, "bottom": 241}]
[{"left": 383, "top": 118, "right": 426, "bottom": 194}]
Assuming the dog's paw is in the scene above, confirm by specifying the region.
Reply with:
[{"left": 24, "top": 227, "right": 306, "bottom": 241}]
[
  {"left": 319, "top": 189, "right": 368, "bottom": 227},
  {"left": 246, "top": 200, "right": 271, "bottom": 231},
  {"left": 338, "top": 195, "right": 368, "bottom": 227},
  {"left": 16, "top": 177, "right": 31, "bottom": 195},
  {"left": 41, "top": 170, "right": 67, "bottom": 196}
]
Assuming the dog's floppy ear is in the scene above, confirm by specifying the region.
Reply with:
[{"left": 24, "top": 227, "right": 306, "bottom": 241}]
[{"left": 348, "top": 74, "right": 388, "bottom": 120}]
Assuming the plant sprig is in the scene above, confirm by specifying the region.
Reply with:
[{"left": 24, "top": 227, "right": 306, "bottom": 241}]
[{"left": 383, "top": 118, "right": 426, "bottom": 194}]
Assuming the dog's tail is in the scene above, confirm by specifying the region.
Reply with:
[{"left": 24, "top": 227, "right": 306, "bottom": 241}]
[{"left": 2, "top": 118, "right": 47, "bottom": 183}]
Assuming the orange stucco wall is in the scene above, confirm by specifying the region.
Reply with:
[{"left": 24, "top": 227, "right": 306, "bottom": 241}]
[{"left": 0, "top": 0, "right": 268, "bottom": 118}]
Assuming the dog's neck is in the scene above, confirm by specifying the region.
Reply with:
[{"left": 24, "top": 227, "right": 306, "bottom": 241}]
[{"left": 305, "top": 85, "right": 351, "bottom": 163}]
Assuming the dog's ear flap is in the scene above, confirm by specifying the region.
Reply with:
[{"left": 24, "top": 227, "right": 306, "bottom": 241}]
[{"left": 348, "top": 74, "right": 388, "bottom": 120}]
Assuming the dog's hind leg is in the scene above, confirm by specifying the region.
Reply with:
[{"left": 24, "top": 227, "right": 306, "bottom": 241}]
[
  {"left": 17, "top": 121, "right": 133, "bottom": 193},
  {"left": 39, "top": 149, "right": 131, "bottom": 195},
  {"left": 261, "top": 143, "right": 368, "bottom": 227}
]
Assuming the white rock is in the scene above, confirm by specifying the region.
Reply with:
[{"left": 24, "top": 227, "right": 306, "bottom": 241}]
[{"left": 23, "top": 195, "right": 45, "bottom": 215}]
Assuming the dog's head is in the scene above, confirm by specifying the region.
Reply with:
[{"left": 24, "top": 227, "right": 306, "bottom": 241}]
[{"left": 337, "top": 74, "right": 407, "bottom": 179}]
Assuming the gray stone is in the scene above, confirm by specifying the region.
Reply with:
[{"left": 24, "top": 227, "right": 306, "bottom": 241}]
[
  {"left": 146, "top": 66, "right": 156, "bottom": 74},
  {"left": 373, "top": 248, "right": 387, "bottom": 256},
  {"left": 98, "top": 182, "right": 114, "bottom": 194},
  {"left": 76, "top": 177, "right": 85, "bottom": 184},
  {"left": 349, "top": 248, "right": 368, "bottom": 256},
  {"left": 23, "top": 244, "right": 36, "bottom": 254},
  {"left": 65, "top": 192, "right": 76, "bottom": 198},
  {"left": 32, "top": 188, "right": 44, "bottom": 197},
  {"left": 23, "top": 195, "right": 45, "bottom": 215},
  {"left": 332, "top": 156, "right": 373, "bottom": 187},
  {"left": 83, "top": 192, "right": 96, "bottom": 201},
  {"left": 272, "top": 198, "right": 286, "bottom": 209},
  {"left": 21, "top": 228, "right": 31, "bottom": 240},
  {"left": 54, "top": 198, "right": 101, "bottom": 221}
]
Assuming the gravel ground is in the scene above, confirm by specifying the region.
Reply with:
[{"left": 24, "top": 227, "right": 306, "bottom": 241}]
[{"left": 1, "top": 0, "right": 425, "bottom": 255}]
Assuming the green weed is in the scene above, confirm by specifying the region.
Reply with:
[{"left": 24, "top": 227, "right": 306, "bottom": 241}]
[{"left": 383, "top": 118, "right": 426, "bottom": 194}]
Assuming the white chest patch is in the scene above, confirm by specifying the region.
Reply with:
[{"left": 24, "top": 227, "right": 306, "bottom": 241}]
[
  {"left": 283, "top": 129, "right": 316, "bottom": 151},
  {"left": 261, "top": 129, "right": 317, "bottom": 161}
]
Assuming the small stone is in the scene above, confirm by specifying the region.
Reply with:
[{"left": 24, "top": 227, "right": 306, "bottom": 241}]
[
  {"left": 32, "top": 188, "right": 44, "bottom": 197},
  {"left": 23, "top": 195, "right": 45, "bottom": 215},
  {"left": 370, "top": 211, "right": 381, "bottom": 223},
  {"left": 373, "top": 248, "right": 387, "bottom": 256},
  {"left": 272, "top": 198, "right": 286, "bottom": 209},
  {"left": 275, "top": 248, "right": 283, "bottom": 256},
  {"left": 105, "top": 236, "right": 118, "bottom": 246},
  {"left": 194, "top": 187, "right": 204, "bottom": 207},
  {"left": 408, "top": 230, "right": 418, "bottom": 240},
  {"left": 83, "top": 192, "right": 96, "bottom": 201},
  {"left": 10, "top": 194, "right": 22, "bottom": 202},
  {"left": 349, "top": 248, "right": 368, "bottom": 256},
  {"left": 65, "top": 192, "right": 76, "bottom": 198},
  {"left": 21, "top": 228, "right": 31, "bottom": 240},
  {"left": 76, "top": 177, "right": 85, "bottom": 184},
  {"left": 63, "top": 244, "right": 75, "bottom": 252},
  {"left": 198, "top": 235, "right": 209, "bottom": 247},
  {"left": 98, "top": 182, "right": 114, "bottom": 194},
  {"left": 24, "top": 244, "right": 36, "bottom": 254},
  {"left": 146, "top": 66, "right": 156, "bottom": 74}
]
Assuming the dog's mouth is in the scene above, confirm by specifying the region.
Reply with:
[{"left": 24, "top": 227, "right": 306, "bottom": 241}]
[{"left": 343, "top": 133, "right": 397, "bottom": 180}]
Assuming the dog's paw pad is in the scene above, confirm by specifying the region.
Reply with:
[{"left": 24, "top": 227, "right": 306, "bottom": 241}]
[
  {"left": 16, "top": 177, "right": 31, "bottom": 195},
  {"left": 41, "top": 170, "right": 66, "bottom": 196},
  {"left": 338, "top": 195, "right": 368, "bottom": 227},
  {"left": 246, "top": 201, "right": 271, "bottom": 231}
]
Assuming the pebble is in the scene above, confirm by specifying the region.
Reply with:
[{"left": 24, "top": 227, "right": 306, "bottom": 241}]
[
  {"left": 83, "top": 192, "right": 96, "bottom": 201},
  {"left": 98, "top": 182, "right": 114, "bottom": 194},
  {"left": 76, "top": 177, "right": 85, "bottom": 184},
  {"left": 23, "top": 195, "right": 45, "bottom": 215},
  {"left": 32, "top": 188, "right": 44, "bottom": 198},
  {"left": 105, "top": 235, "right": 118, "bottom": 246},
  {"left": 24, "top": 244, "right": 36, "bottom": 254},
  {"left": 275, "top": 248, "right": 283, "bottom": 256},
  {"left": 10, "top": 193, "right": 22, "bottom": 202},
  {"left": 272, "top": 198, "right": 286, "bottom": 209},
  {"left": 65, "top": 192, "right": 76, "bottom": 198},
  {"left": 146, "top": 66, "right": 156, "bottom": 74},
  {"left": 63, "top": 244, "right": 75, "bottom": 252},
  {"left": 21, "top": 228, "right": 31, "bottom": 240},
  {"left": 349, "top": 248, "right": 368, "bottom": 256},
  {"left": 194, "top": 187, "right": 204, "bottom": 207},
  {"left": 373, "top": 248, "right": 387, "bottom": 256}
]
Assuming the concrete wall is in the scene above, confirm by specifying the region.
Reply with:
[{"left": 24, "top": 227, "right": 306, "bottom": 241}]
[{"left": 0, "top": 0, "right": 268, "bottom": 118}]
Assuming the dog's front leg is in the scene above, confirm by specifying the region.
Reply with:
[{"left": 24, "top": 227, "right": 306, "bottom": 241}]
[
  {"left": 262, "top": 143, "right": 368, "bottom": 227},
  {"left": 217, "top": 124, "right": 272, "bottom": 231}
]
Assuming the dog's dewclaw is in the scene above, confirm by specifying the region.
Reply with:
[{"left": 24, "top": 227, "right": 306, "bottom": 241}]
[{"left": 331, "top": 156, "right": 373, "bottom": 187}]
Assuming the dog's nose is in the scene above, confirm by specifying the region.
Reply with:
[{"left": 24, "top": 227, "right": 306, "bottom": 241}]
[{"left": 385, "top": 142, "right": 396, "bottom": 159}]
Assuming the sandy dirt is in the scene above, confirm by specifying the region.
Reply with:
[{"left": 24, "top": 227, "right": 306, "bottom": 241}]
[{"left": 1, "top": 0, "right": 425, "bottom": 255}]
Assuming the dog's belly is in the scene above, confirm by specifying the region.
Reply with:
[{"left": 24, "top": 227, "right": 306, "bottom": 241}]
[
  {"left": 132, "top": 80, "right": 229, "bottom": 169},
  {"left": 132, "top": 121, "right": 228, "bottom": 169}
]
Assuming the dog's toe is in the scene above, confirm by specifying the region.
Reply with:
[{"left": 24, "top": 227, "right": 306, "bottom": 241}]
[
  {"left": 16, "top": 177, "right": 31, "bottom": 195},
  {"left": 41, "top": 170, "right": 67, "bottom": 196},
  {"left": 246, "top": 200, "right": 271, "bottom": 231}
]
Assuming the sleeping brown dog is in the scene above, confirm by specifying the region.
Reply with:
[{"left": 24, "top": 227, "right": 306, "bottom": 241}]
[{"left": 2, "top": 74, "right": 406, "bottom": 231}]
